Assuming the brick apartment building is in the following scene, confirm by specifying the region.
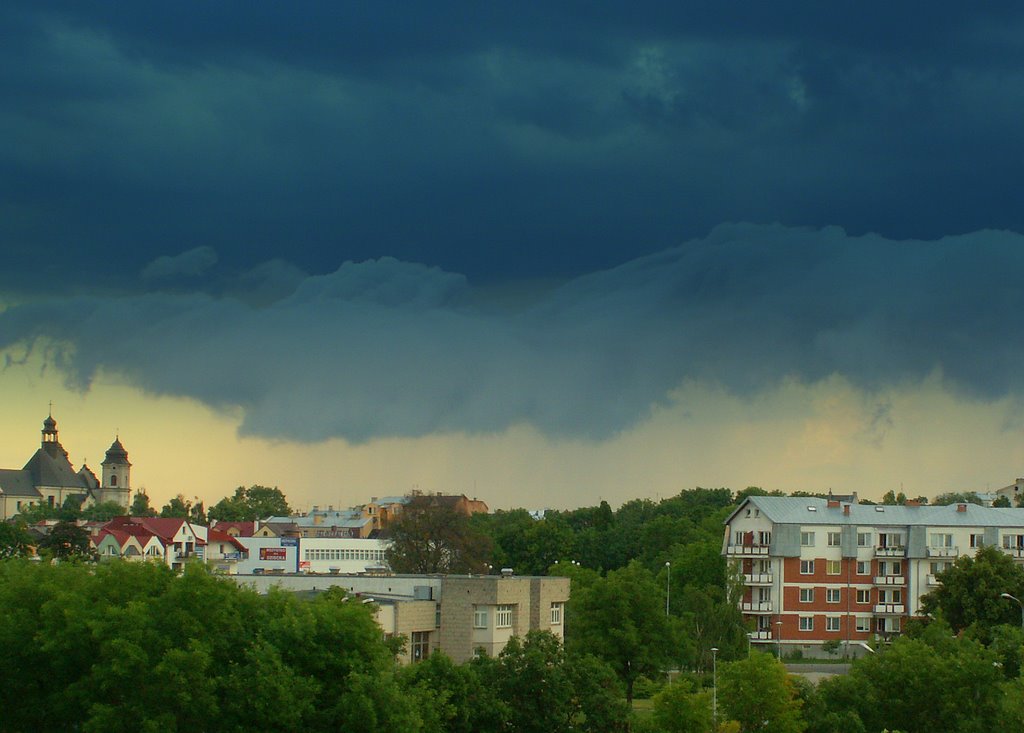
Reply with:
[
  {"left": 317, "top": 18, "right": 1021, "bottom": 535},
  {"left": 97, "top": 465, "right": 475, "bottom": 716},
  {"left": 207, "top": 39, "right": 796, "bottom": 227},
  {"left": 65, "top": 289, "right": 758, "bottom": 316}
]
[{"left": 723, "top": 494, "right": 1024, "bottom": 657}]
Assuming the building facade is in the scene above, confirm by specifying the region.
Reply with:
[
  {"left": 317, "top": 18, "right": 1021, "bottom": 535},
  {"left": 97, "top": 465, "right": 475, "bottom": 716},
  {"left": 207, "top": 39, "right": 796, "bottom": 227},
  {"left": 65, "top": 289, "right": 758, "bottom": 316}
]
[
  {"left": 723, "top": 495, "right": 1024, "bottom": 656},
  {"left": 235, "top": 572, "right": 570, "bottom": 664}
]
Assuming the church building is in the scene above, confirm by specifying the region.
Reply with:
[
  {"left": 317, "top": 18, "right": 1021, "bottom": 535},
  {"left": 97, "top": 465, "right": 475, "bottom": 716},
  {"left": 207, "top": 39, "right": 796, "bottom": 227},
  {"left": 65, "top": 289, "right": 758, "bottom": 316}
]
[{"left": 0, "top": 415, "right": 132, "bottom": 520}]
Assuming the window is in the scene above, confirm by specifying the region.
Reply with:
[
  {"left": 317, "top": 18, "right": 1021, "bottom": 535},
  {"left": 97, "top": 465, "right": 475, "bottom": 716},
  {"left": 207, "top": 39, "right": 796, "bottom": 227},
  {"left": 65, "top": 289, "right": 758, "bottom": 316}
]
[
  {"left": 826, "top": 617, "right": 841, "bottom": 632},
  {"left": 879, "top": 532, "right": 904, "bottom": 548},
  {"left": 930, "top": 561, "right": 950, "bottom": 575},
  {"left": 495, "top": 605, "right": 513, "bottom": 629},
  {"left": 800, "top": 588, "right": 814, "bottom": 603},
  {"left": 827, "top": 560, "right": 841, "bottom": 575},
  {"left": 827, "top": 531, "right": 842, "bottom": 547},
  {"left": 878, "top": 560, "right": 901, "bottom": 576},
  {"left": 970, "top": 534, "right": 984, "bottom": 548},
  {"left": 799, "top": 616, "right": 814, "bottom": 631},
  {"left": 550, "top": 602, "right": 563, "bottom": 625},
  {"left": 411, "top": 631, "right": 430, "bottom": 662},
  {"left": 856, "top": 560, "right": 870, "bottom": 575},
  {"left": 758, "top": 531, "right": 772, "bottom": 545},
  {"left": 110, "top": 475, "right": 117, "bottom": 486},
  {"left": 891, "top": 589, "right": 902, "bottom": 603},
  {"left": 856, "top": 589, "right": 871, "bottom": 604},
  {"left": 801, "top": 531, "right": 816, "bottom": 547},
  {"left": 857, "top": 532, "right": 871, "bottom": 547},
  {"left": 473, "top": 607, "right": 488, "bottom": 629},
  {"left": 826, "top": 588, "right": 841, "bottom": 603},
  {"left": 856, "top": 617, "right": 871, "bottom": 632},
  {"left": 800, "top": 560, "right": 815, "bottom": 575},
  {"left": 930, "top": 533, "right": 953, "bottom": 548},
  {"left": 1003, "top": 534, "right": 1024, "bottom": 549}
]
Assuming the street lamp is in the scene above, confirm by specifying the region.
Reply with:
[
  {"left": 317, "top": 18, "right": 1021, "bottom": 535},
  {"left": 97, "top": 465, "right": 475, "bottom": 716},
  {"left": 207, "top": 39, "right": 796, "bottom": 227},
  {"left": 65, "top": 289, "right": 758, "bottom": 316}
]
[
  {"left": 711, "top": 646, "right": 719, "bottom": 730},
  {"left": 1001, "top": 592, "right": 1024, "bottom": 629},
  {"left": 775, "top": 619, "right": 783, "bottom": 660},
  {"left": 665, "top": 560, "right": 671, "bottom": 616}
]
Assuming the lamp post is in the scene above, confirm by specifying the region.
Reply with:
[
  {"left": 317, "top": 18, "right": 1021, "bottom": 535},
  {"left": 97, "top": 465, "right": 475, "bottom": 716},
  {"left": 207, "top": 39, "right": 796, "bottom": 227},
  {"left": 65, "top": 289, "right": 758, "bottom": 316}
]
[
  {"left": 711, "top": 646, "right": 719, "bottom": 730},
  {"left": 775, "top": 619, "right": 783, "bottom": 660},
  {"left": 1001, "top": 592, "right": 1024, "bottom": 629},
  {"left": 665, "top": 560, "right": 671, "bottom": 616}
]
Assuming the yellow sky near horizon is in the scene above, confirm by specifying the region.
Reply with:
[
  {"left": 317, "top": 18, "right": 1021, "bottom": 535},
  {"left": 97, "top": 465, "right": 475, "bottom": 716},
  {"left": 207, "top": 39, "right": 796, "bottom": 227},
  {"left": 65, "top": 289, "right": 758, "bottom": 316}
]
[{"left": 1, "top": 351, "right": 1021, "bottom": 513}]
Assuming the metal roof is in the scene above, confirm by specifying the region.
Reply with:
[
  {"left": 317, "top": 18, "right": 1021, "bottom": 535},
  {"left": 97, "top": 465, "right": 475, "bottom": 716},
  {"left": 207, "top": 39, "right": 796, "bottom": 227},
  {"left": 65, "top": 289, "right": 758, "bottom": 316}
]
[{"left": 730, "top": 495, "right": 1024, "bottom": 528}]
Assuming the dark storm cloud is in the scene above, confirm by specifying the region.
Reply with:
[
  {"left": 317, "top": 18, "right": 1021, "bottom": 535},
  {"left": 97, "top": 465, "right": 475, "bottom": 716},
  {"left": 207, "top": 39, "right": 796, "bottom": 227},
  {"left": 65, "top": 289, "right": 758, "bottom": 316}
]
[
  {"left": 1, "top": 225, "right": 1022, "bottom": 443},
  {"left": 2, "top": 3, "right": 1024, "bottom": 293}
]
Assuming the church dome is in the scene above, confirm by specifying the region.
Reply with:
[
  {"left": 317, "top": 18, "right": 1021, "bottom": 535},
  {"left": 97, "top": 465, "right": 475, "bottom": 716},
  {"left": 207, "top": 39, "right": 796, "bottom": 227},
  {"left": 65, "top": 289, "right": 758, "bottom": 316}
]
[
  {"left": 102, "top": 437, "right": 131, "bottom": 466},
  {"left": 43, "top": 415, "right": 56, "bottom": 430}
]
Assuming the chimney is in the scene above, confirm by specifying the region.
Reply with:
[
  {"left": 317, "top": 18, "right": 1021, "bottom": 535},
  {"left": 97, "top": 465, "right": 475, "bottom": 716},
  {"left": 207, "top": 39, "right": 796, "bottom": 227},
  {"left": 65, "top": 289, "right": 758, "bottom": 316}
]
[
  {"left": 957, "top": 503, "right": 968, "bottom": 512},
  {"left": 827, "top": 499, "right": 840, "bottom": 508},
  {"left": 843, "top": 505, "right": 850, "bottom": 515},
  {"left": 905, "top": 500, "right": 920, "bottom": 507}
]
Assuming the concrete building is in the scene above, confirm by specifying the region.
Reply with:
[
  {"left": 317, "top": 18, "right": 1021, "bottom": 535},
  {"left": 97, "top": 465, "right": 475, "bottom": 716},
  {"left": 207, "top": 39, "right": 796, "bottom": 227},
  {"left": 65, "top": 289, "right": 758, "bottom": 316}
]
[
  {"left": 235, "top": 571, "right": 570, "bottom": 664},
  {"left": 0, "top": 415, "right": 132, "bottom": 519},
  {"left": 723, "top": 494, "right": 1024, "bottom": 657}
]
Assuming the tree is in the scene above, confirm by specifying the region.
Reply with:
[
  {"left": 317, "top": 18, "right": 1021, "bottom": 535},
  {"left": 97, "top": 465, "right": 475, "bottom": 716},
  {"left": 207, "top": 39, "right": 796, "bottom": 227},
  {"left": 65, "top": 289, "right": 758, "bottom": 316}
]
[
  {"left": 81, "top": 500, "right": 127, "bottom": 522},
  {"left": 567, "top": 561, "right": 673, "bottom": 703},
  {"left": 717, "top": 651, "right": 805, "bottom": 733},
  {"left": 931, "top": 491, "right": 984, "bottom": 506},
  {"left": 993, "top": 495, "right": 1012, "bottom": 507},
  {"left": 651, "top": 675, "right": 714, "bottom": 733},
  {"left": 819, "top": 630, "right": 1004, "bottom": 733},
  {"left": 130, "top": 489, "right": 156, "bottom": 517},
  {"left": 0, "top": 522, "right": 33, "bottom": 559},
  {"left": 385, "top": 495, "right": 491, "bottom": 574},
  {"left": 919, "top": 545, "right": 1024, "bottom": 633},
  {"left": 881, "top": 490, "right": 906, "bottom": 505},
  {"left": 39, "top": 520, "right": 91, "bottom": 559},
  {"left": 160, "top": 494, "right": 193, "bottom": 518},
  {"left": 207, "top": 485, "right": 291, "bottom": 521}
]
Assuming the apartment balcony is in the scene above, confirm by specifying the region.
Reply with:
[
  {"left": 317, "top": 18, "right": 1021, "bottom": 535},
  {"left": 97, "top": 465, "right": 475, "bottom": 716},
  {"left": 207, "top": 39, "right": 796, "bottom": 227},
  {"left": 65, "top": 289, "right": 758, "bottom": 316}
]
[
  {"left": 749, "top": 630, "right": 774, "bottom": 641},
  {"left": 873, "top": 603, "right": 906, "bottom": 615},
  {"left": 725, "top": 543, "right": 770, "bottom": 557},
  {"left": 926, "top": 574, "right": 942, "bottom": 586},
  {"left": 1000, "top": 547, "right": 1024, "bottom": 559},
  {"left": 927, "top": 547, "right": 959, "bottom": 558},
  {"left": 874, "top": 546, "right": 906, "bottom": 557},
  {"left": 873, "top": 575, "right": 905, "bottom": 586},
  {"left": 743, "top": 573, "right": 773, "bottom": 584},
  {"left": 741, "top": 601, "right": 774, "bottom": 613}
]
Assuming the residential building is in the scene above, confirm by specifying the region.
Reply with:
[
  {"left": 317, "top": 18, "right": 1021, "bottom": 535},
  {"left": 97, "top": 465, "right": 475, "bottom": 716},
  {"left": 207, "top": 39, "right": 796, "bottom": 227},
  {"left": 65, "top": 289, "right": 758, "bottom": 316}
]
[
  {"left": 234, "top": 571, "right": 569, "bottom": 664},
  {"left": 723, "top": 494, "right": 1024, "bottom": 656},
  {"left": 0, "top": 415, "right": 132, "bottom": 519}
]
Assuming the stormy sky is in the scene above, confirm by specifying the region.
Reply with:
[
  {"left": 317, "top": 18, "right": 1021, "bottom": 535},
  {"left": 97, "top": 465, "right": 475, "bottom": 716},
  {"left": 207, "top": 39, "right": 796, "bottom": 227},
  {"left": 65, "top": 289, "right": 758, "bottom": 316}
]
[{"left": 1, "top": 3, "right": 1023, "bottom": 509}]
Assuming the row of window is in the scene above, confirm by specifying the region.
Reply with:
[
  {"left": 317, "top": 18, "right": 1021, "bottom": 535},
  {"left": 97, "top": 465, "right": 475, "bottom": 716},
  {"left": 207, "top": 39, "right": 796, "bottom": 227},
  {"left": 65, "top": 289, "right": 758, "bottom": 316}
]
[
  {"left": 798, "top": 588, "right": 902, "bottom": 604},
  {"left": 796, "top": 616, "right": 901, "bottom": 633},
  {"left": 473, "top": 603, "right": 563, "bottom": 629},
  {"left": 799, "top": 559, "right": 903, "bottom": 575},
  {"left": 798, "top": 530, "right": 993, "bottom": 549},
  {"left": 302, "top": 548, "right": 386, "bottom": 561}
]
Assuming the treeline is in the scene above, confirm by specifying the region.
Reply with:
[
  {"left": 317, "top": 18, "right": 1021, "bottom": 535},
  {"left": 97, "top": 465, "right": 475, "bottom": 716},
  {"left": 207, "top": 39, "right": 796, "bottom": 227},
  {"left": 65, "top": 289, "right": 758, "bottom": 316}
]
[{"left": 0, "top": 560, "right": 629, "bottom": 733}]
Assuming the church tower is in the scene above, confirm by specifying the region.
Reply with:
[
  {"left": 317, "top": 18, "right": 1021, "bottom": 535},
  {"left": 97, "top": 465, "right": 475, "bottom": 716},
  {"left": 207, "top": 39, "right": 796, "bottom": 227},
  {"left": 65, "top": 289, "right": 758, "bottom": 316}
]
[{"left": 99, "top": 436, "right": 132, "bottom": 509}]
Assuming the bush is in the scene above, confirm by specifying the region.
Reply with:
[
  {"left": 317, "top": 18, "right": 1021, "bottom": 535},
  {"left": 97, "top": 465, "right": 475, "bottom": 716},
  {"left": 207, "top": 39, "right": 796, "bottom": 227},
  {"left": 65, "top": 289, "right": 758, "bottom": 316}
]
[{"left": 632, "top": 675, "right": 665, "bottom": 699}]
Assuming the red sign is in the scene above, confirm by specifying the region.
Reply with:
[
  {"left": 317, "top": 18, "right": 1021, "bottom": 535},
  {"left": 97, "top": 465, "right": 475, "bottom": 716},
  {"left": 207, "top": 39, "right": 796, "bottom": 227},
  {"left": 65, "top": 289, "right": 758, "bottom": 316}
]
[{"left": 259, "top": 547, "right": 288, "bottom": 561}]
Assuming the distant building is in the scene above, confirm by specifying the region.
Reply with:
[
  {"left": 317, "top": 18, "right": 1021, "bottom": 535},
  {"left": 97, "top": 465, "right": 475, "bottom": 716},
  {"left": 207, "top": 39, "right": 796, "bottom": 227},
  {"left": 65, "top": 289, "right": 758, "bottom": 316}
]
[
  {"left": 235, "top": 571, "right": 569, "bottom": 664},
  {"left": 0, "top": 414, "right": 132, "bottom": 520},
  {"left": 994, "top": 478, "right": 1024, "bottom": 507},
  {"left": 724, "top": 495, "right": 1024, "bottom": 657}
]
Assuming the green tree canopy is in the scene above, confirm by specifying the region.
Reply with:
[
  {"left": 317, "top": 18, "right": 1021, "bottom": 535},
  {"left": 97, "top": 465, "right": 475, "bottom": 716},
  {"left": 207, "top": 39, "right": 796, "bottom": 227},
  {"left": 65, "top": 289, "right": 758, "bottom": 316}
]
[
  {"left": 385, "top": 495, "right": 491, "bottom": 574},
  {"left": 0, "top": 522, "right": 33, "bottom": 559},
  {"left": 39, "top": 520, "right": 91, "bottom": 559},
  {"left": 207, "top": 485, "right": 291, "bottom": 521},
  {"left": 717, "top": 651, "right": 805, "bottom": 733},
  {"left": 567, "top": 561, "right": 674, "bottom": 703},
  {"left": 919, "top": 545, "right": 1024, "bottom": 633},
  {"left": 129, "top": 489, "right": 156, "bottom": 517}
]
